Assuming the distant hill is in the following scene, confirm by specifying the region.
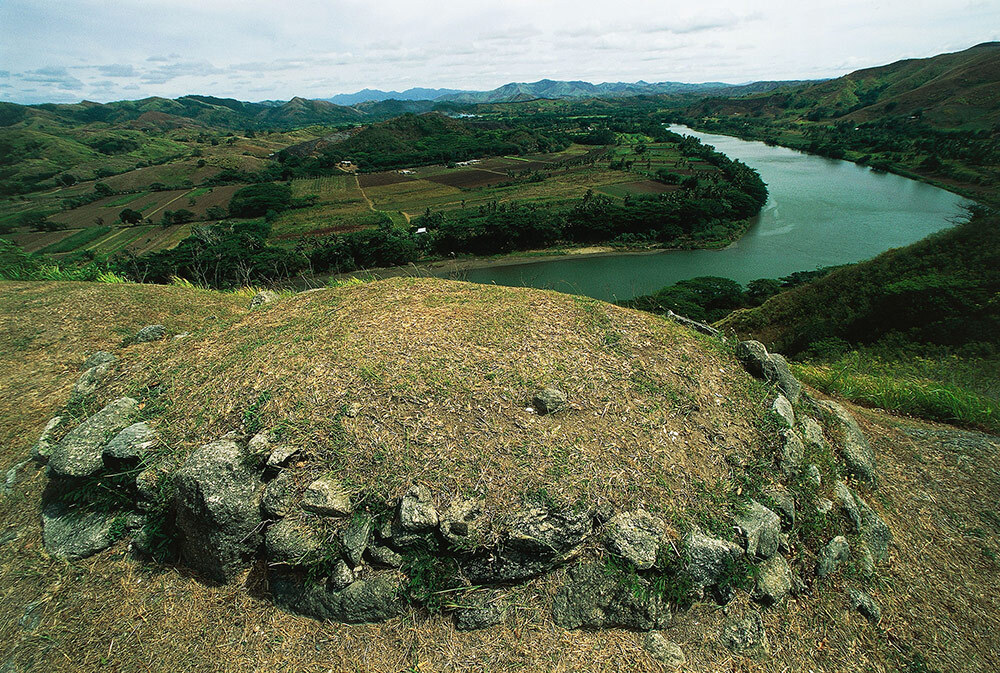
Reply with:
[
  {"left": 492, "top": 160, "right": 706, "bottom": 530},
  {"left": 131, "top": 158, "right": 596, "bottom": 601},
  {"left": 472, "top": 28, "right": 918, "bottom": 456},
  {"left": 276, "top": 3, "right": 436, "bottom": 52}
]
[
  {"left": 324, "top": 87, "right": 469, "bottom": 105},
  {"left": 436, "top": 78, "right": 812, "bottom": 104},
  {"left": 690, "top": 42, "right": 1000, "bottom": 129}
]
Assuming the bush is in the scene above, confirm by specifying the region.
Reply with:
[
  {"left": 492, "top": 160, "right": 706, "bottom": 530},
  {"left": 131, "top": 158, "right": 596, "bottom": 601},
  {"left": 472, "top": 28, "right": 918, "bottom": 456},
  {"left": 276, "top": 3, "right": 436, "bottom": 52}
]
[{"left": 228, "top": 183, "right": 292, "bottom": 218}]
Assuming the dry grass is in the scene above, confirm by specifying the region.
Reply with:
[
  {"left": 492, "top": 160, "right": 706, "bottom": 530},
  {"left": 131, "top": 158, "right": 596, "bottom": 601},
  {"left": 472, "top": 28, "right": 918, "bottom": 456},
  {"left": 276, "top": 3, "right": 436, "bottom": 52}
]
[{"left": 1, "top": 278, "right": 999, "bottom": 672}]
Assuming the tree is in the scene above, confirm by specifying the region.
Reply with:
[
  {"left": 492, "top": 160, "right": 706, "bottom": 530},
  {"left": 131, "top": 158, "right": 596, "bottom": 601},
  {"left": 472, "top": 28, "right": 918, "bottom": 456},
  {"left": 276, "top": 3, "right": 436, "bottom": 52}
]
[
  {"left": 119, "top": 208, "right": 143, "bottom": 224},
  {"left": 228, "top": 183, "right": 292, "bottom": 218}
]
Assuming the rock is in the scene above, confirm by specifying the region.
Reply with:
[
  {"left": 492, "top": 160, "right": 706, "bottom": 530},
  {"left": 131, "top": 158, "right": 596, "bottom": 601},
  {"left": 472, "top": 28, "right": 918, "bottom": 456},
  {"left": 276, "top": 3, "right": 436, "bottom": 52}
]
[
  {"left": 735, "top": 501, "right": 781, "bottom": 559},
  {"left": 174, "top": 438, "right": 264, "bottom": 582},
  {"left": 817, "top": 400, "right": 877, "bottom": 486},
  {"left": 855, "top": 493, "right": 893, "bottom": 561},
  {"left": 133, "top": 324, "right": 166, "bottom": 343},
  {"left": 2, "top": 460, "right": 29, "bottom": 498},
  {"left": 720, "top": 611, "right": 770, "bottom": 657},
  {"left": 440, "top": 497, "right": 486, "bottom": 549},
  {"left": 69, "top": 363, "right": 112, "bottom": 402},
  {"left": 684, "top": 530, "right": 744, "bottom": 594},
  {"left": 604, "top": 509, "right": 665, "bottom": 570},
  {"left": 552, "top": 563, "right": 670, "bottom": 631},
  {"left": 833, "top": 481, "right": 862, "bottom": 530},
  {"left": 41, "top": 502, "right": 118, "bottom": 560},
  {"left": 806, "top": 464, "right": 822, "bottom": 487},
  {"left": 102, "top": 422, "right": 158, "bottom": 468},
  {"left": 766, "top": 354, "right": 802, "bottom": 404},
  {"left": 249, "top": 291, "right": 278, "bottom": 309},
  {"left": 367, "top": 543, "right": 404, "bottom": 568},
  {"left": 19, "top": 600, "right": 44, "bottom": 632},
  {"left": 532, "top": 387, "right": 567, "bottom": 415},
  {"left": 754, "top": 555, "right": 792, "bottom": 605},
  {"left": 134, "top": 468, "right": 163, "bottom": 511},
  {"left": 462, "top": 549, "right": 553, "bottom": 584},
  {"left": 778, "top": 429, "right": 805, "bottom": 476},
  {"left": 764, "top": 487, "right": 795, "bottom": 530},
  {"left": 455, "top": 602, "right": 504, "bottom": 631},
  {"left": 266, "top": 444, "right": 300, "bottom": 469},
  {"left": 801, "top": 417, "right": 828, "bottom": 453},
  {"left": 271, "top": 572, "right": 404, "bottom": 624},
  {"left": 816, "top": 536, "right": 850, "bottom": 578},
  {"left": 399, "top": 484, "right": 438, "bottom": 531},
  {"left": 735, "top": 341, "right": 771, "bottom": 379},
  {"left": 261, "top": 470, "right": 296, "bottom": 519},
  {"left": 508, "top": 507, "right": 592, "bottom": 557},
  {"left": 81, "top": 351, "right": 117, "bottom": 371},
  {"left": 665, "top": 310, "right": 721, "bottom": 337},
  {"left": 848, "top": 588, "right": 882, "bottom": 623},
  {"left": 329, "top": 559, "right": 355, "bottom": 590},
  {"left": 31, "top": 416, "right": 64, "bottom": 464},
  {"left": 644, "top": 633, "right": 686, "bottom": 668},
  {"left": 816, "top": 497, "right": 834, "bottom": 515},
  {"left": 172, "top": 332, "right": 191, "bottom": 341},
  {"left": 301, "top": 476, "right": 351, "bottom": 516},
  {"left": 48, "top": 397, "right": 140, "bottom": 478},
  {"left": 340, "top": 513, "right": 372, "bottom": 566},
  {"left": 770, "top": 395, "right": 795, "bottom": 429},
  {"left": 265, "top": 518, "right": 325, "bottom": 564}
]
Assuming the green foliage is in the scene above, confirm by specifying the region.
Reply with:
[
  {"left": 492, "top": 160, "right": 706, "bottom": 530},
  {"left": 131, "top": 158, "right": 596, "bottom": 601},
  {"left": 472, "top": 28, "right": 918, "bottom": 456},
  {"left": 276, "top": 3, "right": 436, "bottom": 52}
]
[
  {"left": 243, "top": 390, "right": 272, "bottom": 436},
  {"left": 56, "top": 471, "right": 136, "bottom": 514},
  {"left": 228, "top": 183, "right": 293, "bottom": 218},
  {"left": 37, "top": 226, "right": 112, "bottom": 254},
  {"left": 139, "top": 473, "right": 177, "bottom": 563},
  {"left": 401, "top": 546, "right": 462, "bottom": 613},
  {"left": 119, "top": 208, "right": 143, "bottom": 224},
  {"left": 623, "top": 276, "right": 744, "bottom": 323}
]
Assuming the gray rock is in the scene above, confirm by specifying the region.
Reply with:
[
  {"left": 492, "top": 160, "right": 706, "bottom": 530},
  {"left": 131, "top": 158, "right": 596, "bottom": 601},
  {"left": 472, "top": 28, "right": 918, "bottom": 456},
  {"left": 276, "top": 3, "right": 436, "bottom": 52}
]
[
  {"left": 81, "top": 351, "right": 117, "bottom": 371},
  {"left": 271, "top": 572, "right": 404, "bottom": 623},
  {"left": 133, "top": 324, "right": 166, "bottom": 343},
  {"left": 48, "top": 397, "right": 140, "bottom": 478},
  {"left": 508, "top": 507, "right": 592, "bottom": 557},
  {"left": 735, "top": 501, "right": 781, "bottom": 559},
  {"left": 532, "top": 387, "right": 567, "bottom": 415},
  {"left": 41, "top": 502, "right": 118, "bottom": 560},
  {"left": 603, "top": 509, "right": 665, "bottom": 570},
  {"left": 644, "top": 632, "right": 686, "bottom": 667},
  {"left": 754, "top": 555, "right": 792, "bottom": 605},
  {"left": 2, "top": 460, "right": 29, "bottom": 498},
  {"left": 665, "top": 310, "right": 721, "bottom": 337},
  {"left": 806, "top": 464, "right": 822, "bottom": 487},
  {"left": 833, "top": 481, "right": 862, "bottom": 530},
  {"left": 266, "top": 444, "right": 300, "bottom": 469},
  {"left": 778, "top": 429, "right": 805, "bottom": 476},
  {"left": 764, "top": 487, "right": 795, "bottom": 530},
  {"left": 134, "top": 468, "right": 164, "bottom": 510},
  {"left": 440, "top": 497, "right": 486, "bottom": 549},
  {"left": 455, "top": 602, "right": 504, "bottom": 631},
  {"left": 367, "top": 543, "right": 404, "bottom": 568},
  {"left": 301, "top": 476, "right": 351, "bottom": 516},
  {"left": 817, "top": 536, "right": 850, "bottom": 578},
  {"left": 261, "top": 470, "right": 296, "bottom": 519},
  {"left": 328, "top": 559, "right": 355, "bottom": 590},
  {"left": 766, "top": 354, "right": 802, "bottom": 404},
  {"left": 462, "top": 550, "right": 554, "bottom": 584},
  {"left": 340, "top": 513, "right": 372, "bottom": 566},
  {"left": 848, "top": 588, "right": 882, "bottom": 623},
  {"left": 174, "top": 438, "right": 264, "bottom": 582},
  {"left": 31, "top": 416, "right": 64, "bottom": 464},
  {"left": 249, "top": 291, "right": 278, "bottom": 309},
  {"left": 770, "top": 395, "right": 795, "bottom": 429},
  {"left": 720, "top": 611, "right": 770, "bottom": 657},
  {"left": 69, "top": 363, "right": 112, "bottom": 402},
  {"left": 102, "top": 422, "right": 158, "bottom": 468},
  {"left": 19, "top": 600, "right": 45, "bottom": 632},
  {"left": 265, "top": 518, "right": 325, "bottom": 564},
  {"left": 399, "top": 484, "right": 438, "bottom": 531},
  {"left": 816, "top": 497, "right": 834, "bottom": 515},
  {"left": 552, "top": 563, "right": 670, "bottom": 631},
  {"left": 735, "top": 340, "right": 771, "bottom": 379},
  {"left": 684, "top": 530, "right": 744, "bottom": 594},
  {"left": 801, "top": 417, "right": 829, "bottom": 453},
  {"left": 855, "top": 493, "right": 893, "bottom": 561},
  {"left": 817, "top": 400, "right": 877, "bottom": 486}
]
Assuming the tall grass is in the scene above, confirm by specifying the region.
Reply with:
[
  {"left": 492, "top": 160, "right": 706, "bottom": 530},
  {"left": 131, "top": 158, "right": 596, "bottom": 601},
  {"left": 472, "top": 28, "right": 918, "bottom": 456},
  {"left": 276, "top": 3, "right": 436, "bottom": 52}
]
[{"left": 794, "top": 350, "right": 999, "bottom": 434}]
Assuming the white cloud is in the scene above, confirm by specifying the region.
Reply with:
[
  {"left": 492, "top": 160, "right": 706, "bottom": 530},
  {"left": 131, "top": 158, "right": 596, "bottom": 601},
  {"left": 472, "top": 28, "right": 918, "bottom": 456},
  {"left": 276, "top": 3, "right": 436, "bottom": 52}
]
[{"left": 0, "top": 0, "right": 996, "bottom": 103}]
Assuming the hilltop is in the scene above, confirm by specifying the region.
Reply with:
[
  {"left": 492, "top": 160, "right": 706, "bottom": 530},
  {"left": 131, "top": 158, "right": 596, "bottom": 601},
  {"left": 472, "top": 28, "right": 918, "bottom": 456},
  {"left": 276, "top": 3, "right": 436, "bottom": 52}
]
[{"left": 0, "top": 277, "right": 998, "bottom": 672}]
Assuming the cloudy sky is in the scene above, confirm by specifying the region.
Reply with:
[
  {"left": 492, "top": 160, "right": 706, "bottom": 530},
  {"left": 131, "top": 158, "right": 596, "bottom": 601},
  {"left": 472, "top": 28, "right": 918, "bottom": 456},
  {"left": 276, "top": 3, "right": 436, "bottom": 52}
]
[{"left": 1, "top": 0, "right": 996, "bottom": 104}]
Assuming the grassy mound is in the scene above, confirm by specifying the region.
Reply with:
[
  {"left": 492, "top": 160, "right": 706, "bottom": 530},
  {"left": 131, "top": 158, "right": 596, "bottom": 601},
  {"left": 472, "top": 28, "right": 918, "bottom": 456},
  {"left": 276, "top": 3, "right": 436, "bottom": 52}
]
[{"left": 77, "top": 277, "right": 773, "bottom": 526}]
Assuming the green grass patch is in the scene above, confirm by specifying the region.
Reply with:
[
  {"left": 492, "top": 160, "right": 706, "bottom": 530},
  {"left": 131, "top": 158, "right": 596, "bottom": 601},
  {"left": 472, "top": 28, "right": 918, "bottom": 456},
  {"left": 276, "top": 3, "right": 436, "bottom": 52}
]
[
  {"left": 794, "top": 351, "right": 999, "bottom": 433},
  {"left": 107, "top": 191, "right": 149, "bottom": 207},
  {"left": 37, "top": 226, "right": 113, "bottom": 254}
]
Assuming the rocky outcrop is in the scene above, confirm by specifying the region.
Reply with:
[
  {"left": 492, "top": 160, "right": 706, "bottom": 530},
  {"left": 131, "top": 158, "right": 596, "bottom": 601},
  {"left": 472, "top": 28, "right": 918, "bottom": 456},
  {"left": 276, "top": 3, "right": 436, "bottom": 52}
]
[
  {"left": 301, "top": 476, "right": 352, "bottom": 516},
  {"left": 644, "top": 633, "right": 686, "bottom": 667},
  {"left": 399, "top": 484, "right": 438, "bottom": 531},
  {"left": 48, "top": 398, "right": 140, "bottom": 478},
  {"left": 133, "top": 324, "right": 166, "bottom": 344},
  {"left": 265, "top": 518, "right": 324, "bottom": 564},
  {"left": 102, "top": 422, "right": 158, "bottom": 469},
  {"left": 735, "top": 340, "right": 800, "bottom": 403},
  {"left": 174, "top": 438, "right": 264, "bottom": 582},
  {"left": 817, "top": 400, "right": 877, "bottom": 486},
  {"left": 41, "top": 502, "right": 119, "bottom": 560},
  {"left": 552, "top": 563, "right": 670, "bottom": 631},
  {"left": 81, "top": 351, "right": 117, "bottom": 371},
  {"left": 271, "top": 572, "right": 405, "bottom": 623},
  {"left": 754, "top": 554, "right": 792, "bottom": 605},
  {"left": 665, "top": 310, "right": 721, "bottom": 337},
  {"left": 31, "top": 416, "right": 64, "bottom": 464},
  {"left": 817, "top": 536, "right": 850, "bottom": 578},
  {"left": 848, "top": 588, "right": 881, "bottom": 623},
  {"left": 603, "top": 509, "right": 665, "bottom": 570},
  {"left": 249, "top": 291, "right": 278, "bottom": 309},
  {"left": 720, "top": 611, "right": 770, "bottom": 657},
  {"left": 684, "top": 530, "right": 744, "bottom": 596},
  {"left": 532, "top": 388, "right": 567, "bottom": 415},
  {"left": 735, "top": 501, "right": 781, "bottom": 559}
]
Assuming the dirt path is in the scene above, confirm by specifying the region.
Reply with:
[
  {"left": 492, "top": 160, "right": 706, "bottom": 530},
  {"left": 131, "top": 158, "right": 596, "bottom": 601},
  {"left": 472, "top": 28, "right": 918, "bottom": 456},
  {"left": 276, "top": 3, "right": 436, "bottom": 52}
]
[{"left": 355, "top": 174, "right": 375, "bottom": 212}]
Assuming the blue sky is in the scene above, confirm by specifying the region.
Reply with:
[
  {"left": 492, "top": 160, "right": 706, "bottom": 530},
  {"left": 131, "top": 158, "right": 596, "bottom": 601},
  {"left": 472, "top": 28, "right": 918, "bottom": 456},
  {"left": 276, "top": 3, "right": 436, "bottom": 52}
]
[{"left": 1, "top": 0, "right": 997, "bottom": 104}]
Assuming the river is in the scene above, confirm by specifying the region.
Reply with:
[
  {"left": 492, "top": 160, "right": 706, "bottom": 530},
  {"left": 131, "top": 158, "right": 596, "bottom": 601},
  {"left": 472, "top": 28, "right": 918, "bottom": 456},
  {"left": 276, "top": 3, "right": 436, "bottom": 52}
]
[{"left": 448, "top": 126, "right": 972, "bottom": 301}]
